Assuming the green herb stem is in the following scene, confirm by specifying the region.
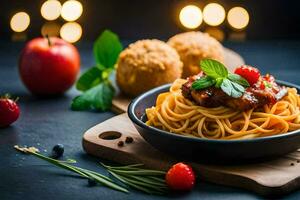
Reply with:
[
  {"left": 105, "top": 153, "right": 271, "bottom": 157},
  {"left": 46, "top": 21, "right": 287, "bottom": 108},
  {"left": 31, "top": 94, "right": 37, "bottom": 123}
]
[
  {"left": 101, "top": 163, "right": 167, "bottom": 195},
  {"left": 108, "top": 171, "right": 163, "bottom": 195},
  {"left": 147, "top": 176, "right": 167, "bottom": 184},
  {"left": 100, "top": 162, "right": 144, "bottom": 169},
  {"left": 30, "top": 151, "right": 89, "bottom": 178},
  {"left": 16, "top": 148, "right": 128, "bottom": 193},
  {"left": 119, "top": 174, "right": 165, "bottom": 194},
  {"left": 121, "top": 174, "right": 167, "bottom": 189},
  {"left": 122, "top": 175, "right": 167, "bottom": 188},
  {"left": 72, "top": 166, "right": 113, "bottom": 181},
  {"left": 81, "top": 170, "right": 129, "bottom": 193},
  {"left": 108, "top": 168, "right": 166, "bottom": 176}
]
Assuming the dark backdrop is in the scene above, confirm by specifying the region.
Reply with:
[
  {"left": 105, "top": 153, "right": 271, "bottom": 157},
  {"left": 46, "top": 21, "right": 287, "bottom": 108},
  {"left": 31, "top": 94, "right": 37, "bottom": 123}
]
[{"left": 0, "top": 0, "right": 300, "bottom": 41}]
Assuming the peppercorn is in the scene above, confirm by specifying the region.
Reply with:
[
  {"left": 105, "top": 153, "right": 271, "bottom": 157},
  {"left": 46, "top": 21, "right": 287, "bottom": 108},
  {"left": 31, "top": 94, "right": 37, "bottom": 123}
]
[
  {"left": 125, "top": 136, "right": 134, "bottom": 143},
  {"left": 51, "top": 144, "right": 64, "bottom": 159},
  {"left": 117, "top": 141, "right": 124, "bottom": 147}
]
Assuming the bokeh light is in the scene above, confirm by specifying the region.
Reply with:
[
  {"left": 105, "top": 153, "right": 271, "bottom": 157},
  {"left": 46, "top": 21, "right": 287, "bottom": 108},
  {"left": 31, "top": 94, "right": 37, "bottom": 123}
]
[
  {"left": 61, "top": 0, "right": 83, "bottom": 21},
  {"left": 41, "top": 0, "right": 62, "bottom": 21},
  {"left": 179, "top": 5, "right": 202, "bottom": 29},
  {"left": 205, "top": 27, "right": 225, "bottom": 41},
  {"left": 10, "top": 12, "right": 30, "bottom": 32},
  {"left": 203, "top": 3, "right": 225, "bottom": 26},
  {"left": 60, "top": 22, "right": 82, "bottom": 43},
  {"left": 41, "top": 22, "right": 61, "bottom": 37},
  {"left": 227, "top": 7, "right": 249, "bottom": 30}
]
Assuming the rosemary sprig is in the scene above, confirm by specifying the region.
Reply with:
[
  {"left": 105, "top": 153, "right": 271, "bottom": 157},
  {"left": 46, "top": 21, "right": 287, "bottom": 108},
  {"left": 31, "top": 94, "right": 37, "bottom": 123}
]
[
  {"left": 109, "top": 171, "right": 157, "bottom": 194},
  {"left": 100, "top": 162, "right": 168, "bottom": 195},
  {"left": 123, "top": 175, "right": 167, "bottom": 188},
  {"left": 14, "top": 145, "right": 169, "bottom": 195},
  {"left": 14, "top": 145, "right": 128, "bottom": 193}
]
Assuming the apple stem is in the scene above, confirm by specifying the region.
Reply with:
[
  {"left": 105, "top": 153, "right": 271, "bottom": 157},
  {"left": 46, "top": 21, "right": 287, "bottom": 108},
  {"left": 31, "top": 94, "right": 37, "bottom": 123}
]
[{"left": 45, "top": 34, "right": 52, "bottom": 47}]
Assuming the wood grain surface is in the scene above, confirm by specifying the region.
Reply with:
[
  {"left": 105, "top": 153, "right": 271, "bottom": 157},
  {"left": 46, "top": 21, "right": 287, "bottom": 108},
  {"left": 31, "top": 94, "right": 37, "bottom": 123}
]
[{"left": 83, "top": 114, "right": 300, "bottom": 196}]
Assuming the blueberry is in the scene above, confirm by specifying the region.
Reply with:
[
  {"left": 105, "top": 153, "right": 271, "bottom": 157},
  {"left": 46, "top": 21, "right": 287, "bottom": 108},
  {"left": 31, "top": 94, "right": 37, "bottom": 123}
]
[
  {"left": 88, "top": 178, "right": 97, "bottom": 186},
  {"left": 51, "top": 144, "right": 64, "bottom": 158}
]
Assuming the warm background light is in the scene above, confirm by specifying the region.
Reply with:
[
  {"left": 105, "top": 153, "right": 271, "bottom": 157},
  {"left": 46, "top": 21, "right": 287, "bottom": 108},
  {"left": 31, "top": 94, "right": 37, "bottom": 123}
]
[
  {"left": 205, "top": 27, "right": 225, "bottom": 41},
  {"left": 203, "top": 3, "right": 225, "bottom": 26},
  {"left": 41, "top": 22, "right": 61, "bottom": 36},
  {"left": 227, "top": 7, "right": 249, "bottom": 30},
  {"left": 41, "top": 0, "right": 62, "bottom": 21},
  {"left": 61, "top": 0, "right": 83, "bottom": 21},
  {"left": 179, "top": 5, "right": 202, "bottom": 29},
  {"left": 60, "top": 22, "right": 82, "bottom": 43},
  {"left": 10, "top": 12, "right": 30, "bottom": 32}
]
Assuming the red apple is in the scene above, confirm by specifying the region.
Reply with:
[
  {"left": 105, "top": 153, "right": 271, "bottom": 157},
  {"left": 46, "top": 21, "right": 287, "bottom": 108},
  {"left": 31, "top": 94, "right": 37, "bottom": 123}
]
[{"left": 19, "top": 37, "right": 80, "bottom": 95}]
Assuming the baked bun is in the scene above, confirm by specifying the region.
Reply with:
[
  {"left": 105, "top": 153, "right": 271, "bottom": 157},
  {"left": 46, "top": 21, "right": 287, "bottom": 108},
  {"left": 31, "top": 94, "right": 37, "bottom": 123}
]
[
  {"left": 167, "top": 31, "right": 224, "bottom": 78},
  {"left": 116, "top": 39, "right": 183, "bottom": 97}
]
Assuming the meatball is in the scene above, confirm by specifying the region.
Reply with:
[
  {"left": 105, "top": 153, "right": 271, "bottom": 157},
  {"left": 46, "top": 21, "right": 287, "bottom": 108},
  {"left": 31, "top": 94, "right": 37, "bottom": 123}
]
[
  {"left": 167, "top": 31, "right": 224, "bottom": 78},
  {"left": 116, "top": 39, "right": 183, "bottom": 97}
]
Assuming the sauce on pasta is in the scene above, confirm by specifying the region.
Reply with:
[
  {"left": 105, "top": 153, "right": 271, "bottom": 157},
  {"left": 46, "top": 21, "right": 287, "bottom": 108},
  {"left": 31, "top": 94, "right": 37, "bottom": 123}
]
[{"left": 146, "top": 78, "right": 300, "bottom": 140}]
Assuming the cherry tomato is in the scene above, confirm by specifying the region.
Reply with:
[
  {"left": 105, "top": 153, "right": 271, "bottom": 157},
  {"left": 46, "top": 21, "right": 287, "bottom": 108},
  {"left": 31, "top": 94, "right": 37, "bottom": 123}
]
[
  {"left": 165, "top": 162, "right": 195, "bottom": 191},
  {"left": 234, "top": 65, "right": 261, "bottom": 86}
]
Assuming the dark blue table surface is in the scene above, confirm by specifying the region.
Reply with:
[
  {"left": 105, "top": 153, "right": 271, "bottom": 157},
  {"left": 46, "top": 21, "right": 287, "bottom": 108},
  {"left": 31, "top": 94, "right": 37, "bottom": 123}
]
[{"left": 1, "top": 39, "right": 300, "bottom": 200}]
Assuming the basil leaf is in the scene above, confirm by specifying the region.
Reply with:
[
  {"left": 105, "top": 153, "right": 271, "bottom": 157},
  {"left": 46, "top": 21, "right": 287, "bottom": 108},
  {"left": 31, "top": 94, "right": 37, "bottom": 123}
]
[
  {"left": 192, "top": 76, "right": 216, "bottom": 90},
  {"left": 230, "top": 89, "right": 243, "bottom": 98},
  {"left": 76, "top": 66, "right": 104, "bottom": 92},
  {"left": 221, "top": 78, "right": 232, "bottom": 97},
  {"left": 93, "top": 30, "right": 123, "bottom": 68},
  {"left": 200, "top": 59, "right": 228, "bottom": 79},
  {"left": 221, "top": 79, "right": 244, "bottom": 98},
  {"left": 228, "top": 73, "right": 250, "bottom": 87},
  {"left": 71, "top": 82, "right": 115, "bottom": 111},
  {"left": 231, "top": 81, "right": 245, "bottom": 93},
  {"left": 215, "top": 78, "right": 223, "bottom": 88}
]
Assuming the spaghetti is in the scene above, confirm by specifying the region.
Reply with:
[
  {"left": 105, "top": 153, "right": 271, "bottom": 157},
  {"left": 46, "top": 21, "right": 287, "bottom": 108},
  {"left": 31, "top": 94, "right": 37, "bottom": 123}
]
[{"left": 146, "top": 79, "right": 300, "bottom": 140}]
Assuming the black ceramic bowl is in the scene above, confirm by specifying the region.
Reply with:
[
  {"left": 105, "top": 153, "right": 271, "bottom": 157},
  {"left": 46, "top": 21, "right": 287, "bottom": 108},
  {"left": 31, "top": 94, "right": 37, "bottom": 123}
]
[{"left": 128, "top": 80, "right": 300, "bottom": 163}]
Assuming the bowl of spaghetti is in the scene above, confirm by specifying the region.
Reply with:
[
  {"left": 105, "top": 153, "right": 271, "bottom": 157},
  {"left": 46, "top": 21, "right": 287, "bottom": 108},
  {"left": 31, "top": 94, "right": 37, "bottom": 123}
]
[{"left": 128, "top": 59, "right": 300, "bottom": 163}]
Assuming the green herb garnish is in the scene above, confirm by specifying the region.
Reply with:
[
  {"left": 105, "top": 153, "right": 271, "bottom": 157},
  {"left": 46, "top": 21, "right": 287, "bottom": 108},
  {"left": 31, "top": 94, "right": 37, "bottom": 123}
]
[
  {"left": 71, "top": 30, "right": 123, "bottom": 111},
  {"left": 14, "top": 145, "right": 168, "bottom": 195},
  {"left": 14, "top": 145, "right": 128, "bottom": 193},
  {"left": 192, "top": 59, "right": 250, "bottom": 98},
  {"left": 101, "top": 162, "right": 168, "bottom": 195}
]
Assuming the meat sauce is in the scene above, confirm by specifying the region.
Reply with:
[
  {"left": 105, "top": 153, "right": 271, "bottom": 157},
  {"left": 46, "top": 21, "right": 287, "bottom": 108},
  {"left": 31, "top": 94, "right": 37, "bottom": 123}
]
[{"left": 181, "top": 73, "right": 287, "bottom": 111}]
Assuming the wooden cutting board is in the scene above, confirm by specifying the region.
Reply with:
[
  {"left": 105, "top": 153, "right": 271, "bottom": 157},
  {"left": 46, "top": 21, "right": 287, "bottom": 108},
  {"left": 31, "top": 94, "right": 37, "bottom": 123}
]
[
  {"left": 112, "top": 47, "right": 245, "bottom": 114},
  {"left": 83, "top": 113, "right": 300, "bottom": 196}
]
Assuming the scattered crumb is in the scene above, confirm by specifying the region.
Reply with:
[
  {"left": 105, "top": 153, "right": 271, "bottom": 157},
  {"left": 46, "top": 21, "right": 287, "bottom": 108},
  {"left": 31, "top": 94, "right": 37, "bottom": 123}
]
[
  {"left": 14, "top": 145, "right": 39, "bottom": 153},
  {"left": 125, "top": 136, "right": 134, "bottom": 143},
  {"left": 117, "top": 141, "right": 124, "bottom": 147}
]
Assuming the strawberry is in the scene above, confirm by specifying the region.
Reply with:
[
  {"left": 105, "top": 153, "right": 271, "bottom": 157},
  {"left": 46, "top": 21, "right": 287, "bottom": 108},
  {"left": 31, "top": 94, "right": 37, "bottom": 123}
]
[
  {"left": 0, "top": 95, "right": 20, "bottom": 127},
  {"left": 166, "top": 162, "right": 195, "bottom": 191},
  {"left": 234, "top": 65, "right": 261, "bottom": 86}
]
